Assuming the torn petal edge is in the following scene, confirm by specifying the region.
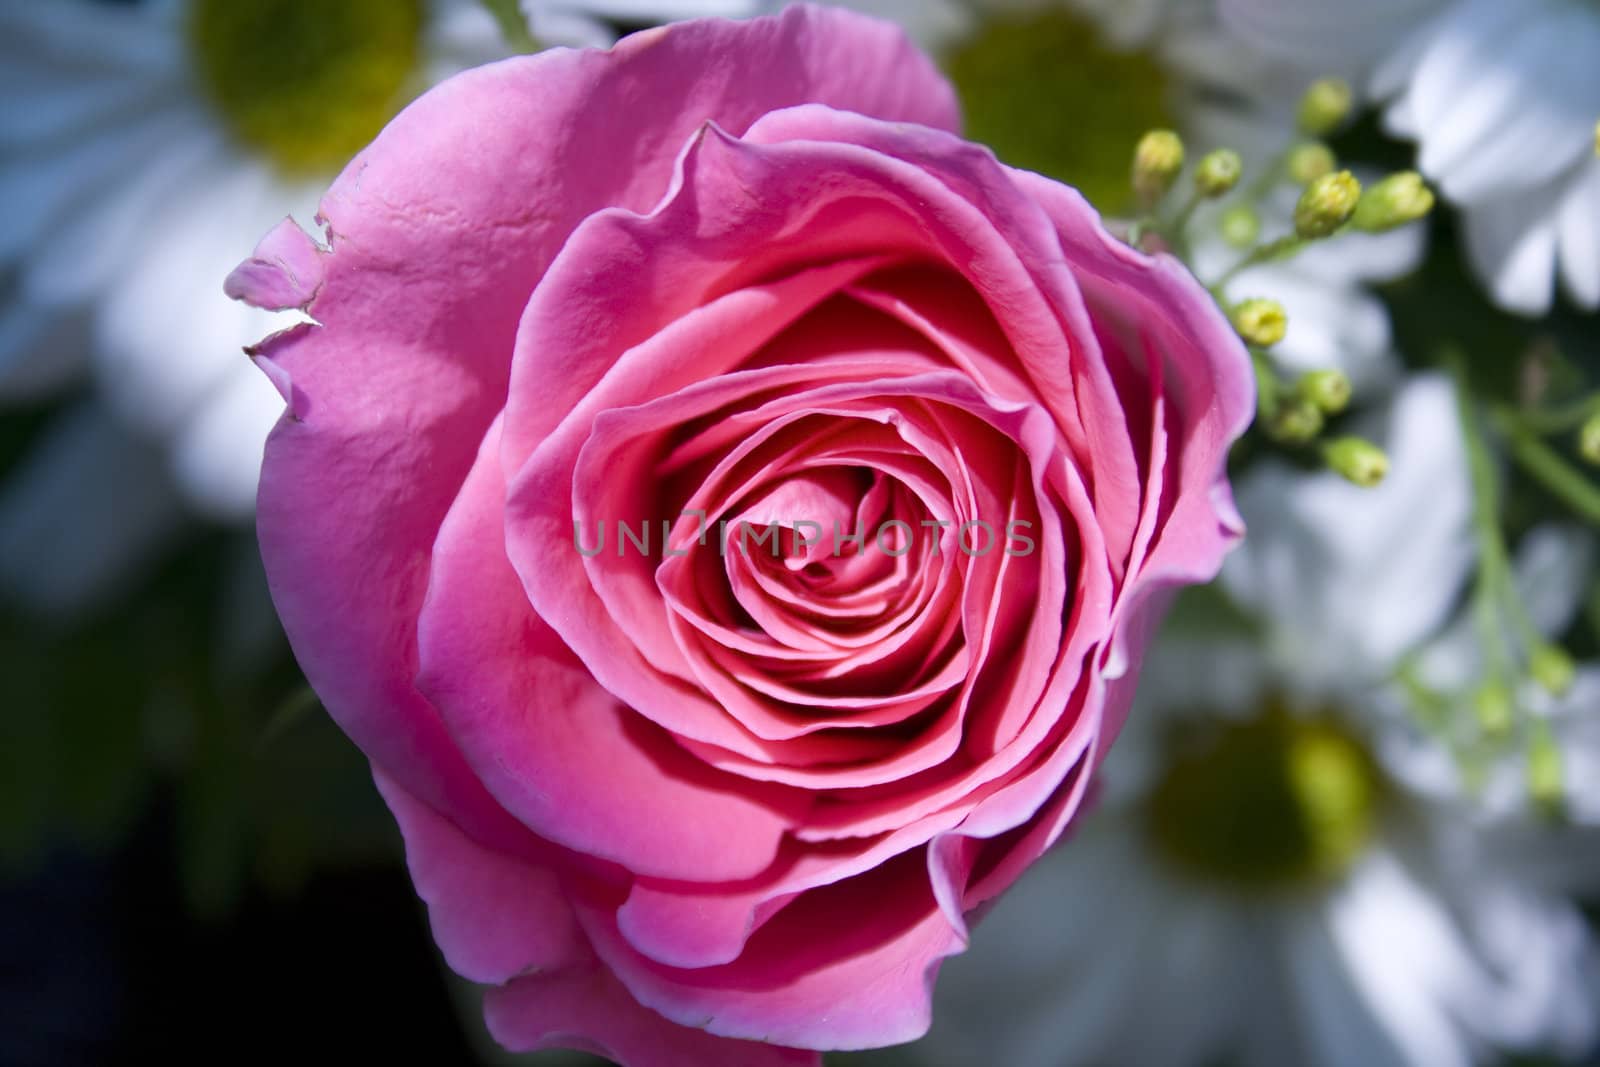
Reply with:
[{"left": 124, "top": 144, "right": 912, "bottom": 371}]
[{"left": 224, "top": 215, "right": 326, "bottom": 312}]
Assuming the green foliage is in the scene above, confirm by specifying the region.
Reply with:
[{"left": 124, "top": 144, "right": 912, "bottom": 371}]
[
  {"left": 944, "top": 10, "right": 1173, "bottom": 214},
  {"left": 0, "top": 526, "right": 394, "bottom": 916}
]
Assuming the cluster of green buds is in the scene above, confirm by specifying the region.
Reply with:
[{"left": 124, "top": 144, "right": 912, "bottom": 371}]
[
  {"left": 1292, "top": 168, "right": 1434, "bottom": 240},
  {"left": 1122, "top": 78, "right": 1447, "bottom": 489},
  {"left": 1128, "top": 128, "right": 1246, "bottom": 230},
  {"left": 1227, "top": 288, "right": 1383, "bottom": 484}
]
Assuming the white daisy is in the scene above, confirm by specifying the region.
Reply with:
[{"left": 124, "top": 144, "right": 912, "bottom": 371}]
[
  {"left": 1220, "top": 0, "right": 1600, "bottom": 316},
  {"left": 526, "top": 0, "right": 759, "bottom": 48},
  {"left": 916, "top": 375, "right": 1600, "bottom": 1067},
  {"left": 0, "top": 0, "right": 735, "bottom": 616}
]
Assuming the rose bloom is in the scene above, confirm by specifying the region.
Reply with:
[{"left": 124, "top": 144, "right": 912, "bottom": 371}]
[{"left": 227, "top": 5, "right": 1252, "bottom": 1063}]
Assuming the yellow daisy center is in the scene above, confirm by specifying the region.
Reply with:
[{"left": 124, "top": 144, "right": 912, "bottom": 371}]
[
  {"left": 1145, "top": 709, "right": 1382, "bottom": 891},
  {"left": 943, "top": 10, "right": 1174, "bottom": 214},
  {"left": 188, "top": 0, "right": 424, "bottom": 175}
]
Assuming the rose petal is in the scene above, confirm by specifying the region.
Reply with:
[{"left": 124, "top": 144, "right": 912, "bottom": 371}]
[
  {"left": 372, "top": 769, "right": 584, "bottom": 985},
  {"left": 253, "top": 4, "right": 958, "bottom": 840},
  {"left": 485, "top": 961, "right": 820, "bottom": 1067},
  {"left": 584, "top": 852, "right": 967, "bottom": 1050},
  {"left": 417, "top": 418, "right": 811, "bottom": 882},
  {"left": 223, "top": 215, "right": 324, "bottom": 311}
]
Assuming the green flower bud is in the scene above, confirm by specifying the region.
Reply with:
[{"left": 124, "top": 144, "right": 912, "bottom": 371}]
[
  {"left": 1530, "top": 643, "right": 1577, "bottom": 697},
  {"left": 1295, "top": 170, "right": 1362, "bottom": 239},
  {"left": 1270, "top": 399, "right": 1325, "bottom": 445},
  {"left": 1579, "top": 411, "right": 1600, "bottom": 465},
  {"left": 1351, "top": 171, "right": 1435, "bottom": 232},
  {"left": 1132, "top": 129, "right": 1184, "bottom": 204},
  {"left": 1323, "top": 435, "right": 1388, "bottom": 487},
  {"left": 1297, "top": 78, "right": 1353, "bottom": 136},
  {"left": 1220, "top": 203, "right": 1261, "bottom": 248},
  {"left": 1231, "top": 298, "right": 1288, "bottom": 347},
  {"left": 1528, "top": 722, "right": 1565, "bottom": 813},
  {"left": 1296, "top": 369, "right": 1352, "bottom": 415},
  {"left": 1473, "top": 680, "right": 1514, "bottom": 738},
  {"left": 1194, "top": 148, "right": 1243, "bottom": 198},
  {"left": 1285, "top": 141, "right": 1337, "bottom": 185}
]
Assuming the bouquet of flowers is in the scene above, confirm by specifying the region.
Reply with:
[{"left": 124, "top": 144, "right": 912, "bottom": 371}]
[{"left": 2, "top": 2, "right": 1596, "bottom": 1064}]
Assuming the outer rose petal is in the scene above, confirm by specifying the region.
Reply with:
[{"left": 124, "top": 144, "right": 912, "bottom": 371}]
[
  {"left": 242, "top": 5, "right": 960, "bottom": 841},
  {"left": 582, "top": 853, "right": 969, "bottom": 1050},
  {"left": 486, "top": 965, "right": 820, "bottom": 1067},
  {"left": 376, "top": 769, "right": 819, "bottom": 1066},
  {"left": 372, "top": 769, "right": 583, "bottom": 986}
]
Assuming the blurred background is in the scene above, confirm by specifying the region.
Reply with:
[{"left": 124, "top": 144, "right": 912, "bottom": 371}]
[{"left": 3, "top": 1, "right": 1598, "bottom": 1064}]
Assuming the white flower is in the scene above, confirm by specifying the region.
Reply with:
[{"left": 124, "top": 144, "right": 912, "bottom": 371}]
[
  {"left": 918, "top": 375, "right": 1600, "bottom": 1067},
  {"left": 1220, "top": 0, "right": 1600, "bottom": 316},
  {"left": 0, "top": 0, "right": 731, "bottom": 616},
  {"left": 527, "top": 0, "right": 759, "bottom": 48}
]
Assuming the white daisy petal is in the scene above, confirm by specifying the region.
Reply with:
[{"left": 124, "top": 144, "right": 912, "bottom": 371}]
[
  {"left": 1226, "top": 375, "right": 1474, "bottom": 686},
  {"left": 420, "top": 0, "right": 513, "bottom": 80},
  {"left": 24, "top": 119, "right": 224, "bottom": 304},
  {"left": 1460, "top": 879, "right": 1600, "bottom": 1052},
  {"left": 0, "top": 0, "right": 183, "bottom": 81},
  {"left": 1218, "top": 0, "right": 1441, "bottom": 82},
  {"left": 91, "top": 158, "right": 308, "bottom": 440},
  {"left": 0, "top": 110, "right": 194, "bottom": 266},
  {"left": 1369, "top": 16, "right": 1440, "bottom": 102},
  {"left": 1462, "top": 186, "right": 1562, "bottom": 316},
  {"left": 1324, "top": 852, "right": 1478, "bottom": 1067},
  {"left": 1556, "top": 159, "right": 1600, "bottom": 309},
  {"left": 925, "top": 827, "right": 1152, "bottom": 1066},
  {"left": 1279, "top": 901, "right": 1415, "bottom": 1067},
  {"left": 0, "top": 68, "right": 184, "bottom": 152},
  {"left": 1411, "top": 0, "right": 1600, "bottom": 203},
  {"left": 169, "top": 361, "right": 285, "bottom": 520}
]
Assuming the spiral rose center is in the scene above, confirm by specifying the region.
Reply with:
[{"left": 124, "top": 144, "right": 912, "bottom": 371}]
[
  {"left": 1145, "top": 708, "right": 1382, "bottom": 890},
  {"left": 188, "top": 0, "right": 423, "bottom": 175}
]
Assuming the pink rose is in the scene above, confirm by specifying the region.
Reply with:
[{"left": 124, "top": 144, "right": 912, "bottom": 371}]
[{"left": 228, "top": 6, "right": 1250, "bottom": 1064}]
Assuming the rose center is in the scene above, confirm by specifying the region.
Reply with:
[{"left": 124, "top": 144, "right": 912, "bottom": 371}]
[
  {"left": 187, "top": 0, "right": 424, "bottom": 175},
  {"left": 944, "top": 9, "right": 1174, "bottom": 214},
  {"left": 1144, "top": 709, "right": 1381, "bottom": 890}
]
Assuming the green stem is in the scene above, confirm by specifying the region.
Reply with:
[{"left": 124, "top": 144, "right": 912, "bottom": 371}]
[
  {"left": 1450, "top": 362, "right": 1516, "bottom": 682},
  {"left": 1166, "top": 189, "right": 1205, "bottom": 241},
  {"left": 1491, "top": 408, "right": 1600, "bottom": 525},
  {"left": 1502, "top": 393, "right": 1600, "bottom": 436},
  {"left": 1242, "top": 147, "right": 1291, "bottom": 203},
  {"left": 1213, "top": 235, "right": 1304, "bottom": 289},
  {"left": 1125, "top": 215, "right": 1161, "bottom": 249},
  {"left": 480, "top": 0, "right": 540, "bottom": 52}
]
